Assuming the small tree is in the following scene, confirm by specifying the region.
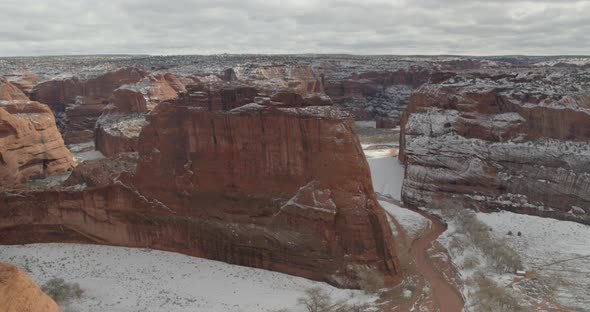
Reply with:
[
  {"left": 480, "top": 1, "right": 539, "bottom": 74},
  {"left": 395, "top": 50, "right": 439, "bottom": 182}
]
[
  {"left": 356, "top": 268, "right": 384, "bottom": 294},
  {"left": 41, "top": 278, "right": 84, "bottom": 304},
  {"left": 297, "top": 287, "right": 333, "bottom": 312}
]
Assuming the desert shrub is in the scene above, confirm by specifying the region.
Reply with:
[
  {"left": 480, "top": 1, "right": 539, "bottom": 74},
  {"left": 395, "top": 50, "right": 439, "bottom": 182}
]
[
  {"left": 296, "top": 287, "right": 369, "bottom": 312},
  {"left": 448, "top": 236, "right": 467, "bottom": 253},
  {"left": 462, "top": 255, "right": 481, "bottom": 270},
  {"left": 41, "top": 278, "right": 84, "bottom": 304},
  {"left": 473, "top": 274, "right": 524, "bottom": 312},
  {"left": 297, "top": 287, "right": 334, "bottom": 312},
  {"left": 355, "top": 268, "right": 384, "bottom": 294},
  {"left": 452, "top": 210, "right": 523, "bottom": 273}
]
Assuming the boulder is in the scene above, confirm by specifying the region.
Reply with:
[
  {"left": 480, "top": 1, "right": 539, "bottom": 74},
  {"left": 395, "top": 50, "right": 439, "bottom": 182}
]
[{"left": 0, "top": 263, "right": 62, "bottom": 312}]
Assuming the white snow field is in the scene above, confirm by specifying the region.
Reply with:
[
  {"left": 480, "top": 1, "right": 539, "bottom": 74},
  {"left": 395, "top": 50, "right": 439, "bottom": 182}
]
[
  {"left": 367, "top": 157, "right": 404, "bottom": 201},
  {"left": 379, "top": 200, "right": 430, "bottom": 238},
  {"left": 0, "top": 244, "right": 377, "bottom": 312},
  {"left": 477, "top": 211, "right": 590, "bottom": 310}
]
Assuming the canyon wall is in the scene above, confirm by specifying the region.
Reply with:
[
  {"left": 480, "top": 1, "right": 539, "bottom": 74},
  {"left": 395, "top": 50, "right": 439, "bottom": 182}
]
[
  {"left": 400, "top": 71, "right": 590, "bottom": 223},
  {"left": 30, "top": 67, "right": 146, "bottom": 144},
  {"left": 0, "top": 78, "right": 74, "bottom": 187},
  {"left": 1, "top": 101, "right": 400, "bottom": 287}
]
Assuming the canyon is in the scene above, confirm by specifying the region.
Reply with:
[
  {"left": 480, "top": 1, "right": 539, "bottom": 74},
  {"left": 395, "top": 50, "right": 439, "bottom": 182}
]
[{"left": 0, "top": 54, "right": 589, "bottom": 311}]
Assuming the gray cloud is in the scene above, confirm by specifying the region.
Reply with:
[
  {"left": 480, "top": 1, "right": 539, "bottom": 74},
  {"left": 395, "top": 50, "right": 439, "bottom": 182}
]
[{"left": 0, "top": 0, "right": 589, "bottom": 56}]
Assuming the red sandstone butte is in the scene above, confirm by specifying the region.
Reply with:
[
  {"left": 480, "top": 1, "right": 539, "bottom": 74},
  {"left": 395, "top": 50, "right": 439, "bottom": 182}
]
[
  {"left": 0, "top": 101, "right": 400, "bottom": 288},
  {"left": 0, "top": 78, "right": 74, "bottom": 187},
  {"left": 0, "top": 262, "right": 62, "bottom": 312}
]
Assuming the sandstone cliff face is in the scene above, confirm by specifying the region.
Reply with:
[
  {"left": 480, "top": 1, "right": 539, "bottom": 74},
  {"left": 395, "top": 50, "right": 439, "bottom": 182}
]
[
  {"left": 0, "top": 262, "right": 62, "bottom": 312},
  {"left": 94, "top": 73, "right": 185, "bottom": 157},
  {"left": 0, "top": 79, "right": 74, "bottom": 187},
  {"left": 133, "top": 103, "right": 400, "bottom": 286},
  {"left": 325, "top": 68, "right": 431, "bottom": 121},
  {"left": 0, "top": 102, "right": 400, "bottom": 287},
  {"left": 94, "top": 88, "right": 147, "bottom": 157},
  {"left": 400, "top": 71, "right": 590, "bottom": 223},
  {"left": 3, "top": 71, "right": 39, "bottom": 95},
  {"left": 31, "top": 67, "right": 146, "bottom": 143}
]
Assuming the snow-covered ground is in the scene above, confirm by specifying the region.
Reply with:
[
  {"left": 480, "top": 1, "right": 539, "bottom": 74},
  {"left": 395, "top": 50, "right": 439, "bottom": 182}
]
[
  {"left": 367, "top": 157, "right": 404, "bottom": 201},
  {"left": 477, "top": 211, "right": 590, "bottom": 310},
  {"left": 436, "top": 210, "right": 590, "bottom": 311},
  {"left": 0, "top": 244, "right": 376, "bottom": 312},
  {"left": 380, "top": 200, "right": 430, "bottom": 238},
  {"left": 68, "top": 142, "right": 105, "bottom": 163}
]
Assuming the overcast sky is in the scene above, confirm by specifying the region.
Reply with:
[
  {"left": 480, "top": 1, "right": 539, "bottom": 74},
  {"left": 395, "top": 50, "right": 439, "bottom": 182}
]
[{"left": 1, "top": 0, "right": 589, "bottom": 56}]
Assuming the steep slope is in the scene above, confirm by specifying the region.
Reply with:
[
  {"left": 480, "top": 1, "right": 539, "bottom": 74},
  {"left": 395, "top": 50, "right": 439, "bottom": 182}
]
[
  {"left": 0, "top": 262, "right": 62, "bottom": 312},
  {"left": 400, "top": 70, "right": 590, "bottom": 223},
  {"left": 1, "top": 101, "right": 400, "bottom": 288},
  {"left": 0, "top": 78, "right": 74, "bottom": 187}
]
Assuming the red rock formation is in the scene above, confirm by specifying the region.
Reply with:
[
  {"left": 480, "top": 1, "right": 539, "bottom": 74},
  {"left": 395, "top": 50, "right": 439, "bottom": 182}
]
[
  {"left": 30, "top": 67, "right": 146, "bottom": 143},
  {"left": 376, "top": 116, "right": 396, "bottom": 128},
  {"left": 0, "top": 79, "right": 74, "bottom": 187},
  {"left": 0, "top": 77, "right": 30, "bottom": 101},
  {"left": 400, "top": 70, "right": 590, "bottom": 223},
  {"left": 0, "top": 262, "right": 62, "bottom": 312},
  {"left": 94, "top": 88, "right": 147, "bottom": 157},
  {"left": 94, "top": 73, "right": 185, "bottom": 157},
  {"left": 255, "top": 64, "right": 325, "bottom": 96},
  {"left": 178, "top": 83, "right": 259, "bottom": 111},
  {"left": 0, "top": 102, "right": 400, "bottom": 288},
  {"left": 324, "top": 68, "right": 431, "bottom": 121},
  {"left": 4, "top": 71, "right": 39, "bottom": 95}
]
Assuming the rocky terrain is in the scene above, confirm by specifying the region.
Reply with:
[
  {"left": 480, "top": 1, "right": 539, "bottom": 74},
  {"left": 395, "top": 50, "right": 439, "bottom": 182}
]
[
  {"left": 400, "top": 69, "right": 590, "bottom": 223},
  {"left": 0, "top": 262, "right": 62, "bottom": 312},
  {"left": 1, "top": 54, "right": 590, "bottom": 311},
  {"left": 0, "top": 59, "right": 405, "bottom": 287},
  {"left": 0, "top": 78, "right": 74, "bottom": 187}
]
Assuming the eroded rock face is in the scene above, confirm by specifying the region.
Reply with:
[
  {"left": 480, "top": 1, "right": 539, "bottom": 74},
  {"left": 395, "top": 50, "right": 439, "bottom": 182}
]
[
  {"left": 135, "top": 103, "right": 400, "bottom": 286},
  {"left": 0, "top": 102, "right": 400, "bottom": 288},
  {"left": 94, "top": 73, "right": 185, "bottom": 157},
  {"left": 325, "top": 68, "right": 431, "bottom": 121},
  {"left": 30, "top": 67, "right": 146, "bottom": 144},
  {"left": 0, "top": 263, "right": 62, "bottom": 312},
  {"left": 0, "top": 79, "right": 74, "bottom": 187},
  {"left": 400, "top": 71, "right": 590, "bottom": 223}
]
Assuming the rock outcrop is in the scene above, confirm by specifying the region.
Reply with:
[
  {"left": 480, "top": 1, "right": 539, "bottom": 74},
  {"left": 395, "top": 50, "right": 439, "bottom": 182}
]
[
  {"left": 325, "top": 68, "right": 431, "bottom": 121},
  {"left": 0, "top": 100, "right": 400, "bottom": 287},
  {"left": 3, "top": 71, "right": 39, "bottom": 95},
  {"left": 0, "top": 263, "right": 62, "bottom": 312},
  {"left": 133, "top": 103, "right": 399, "bottom": 286},
  {"left": 94, "top": 73, "right": 185, "bottom": 156},
  {"left": 400, "top": 70, "right": 590, "bottom": 223},
  {"left": 30, "top": 67, "right": 146, "bottom": 143},
  {"left": 0, "top": 78, "right": 74, "bottom": 187}
]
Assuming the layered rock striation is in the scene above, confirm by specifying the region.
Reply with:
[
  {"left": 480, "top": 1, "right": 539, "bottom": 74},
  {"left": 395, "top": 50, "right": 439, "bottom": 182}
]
[
  {"left": 30, "top": 67, "right": 146, "bottom": 143},
  {"left": 1, "top": 100, "right": 400, "bottom": 287},
  {"left": 94, "top": 73, "right": 185, "bottom": 156},
  {"left": 400, "top": 70, "right": 590, "bottom": 223},
  {"left": 325, "top": 68, "right": 431, "bottom": 121},
  {"left": 0, "top": 78, "right": 74, "bottom": 187}
]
